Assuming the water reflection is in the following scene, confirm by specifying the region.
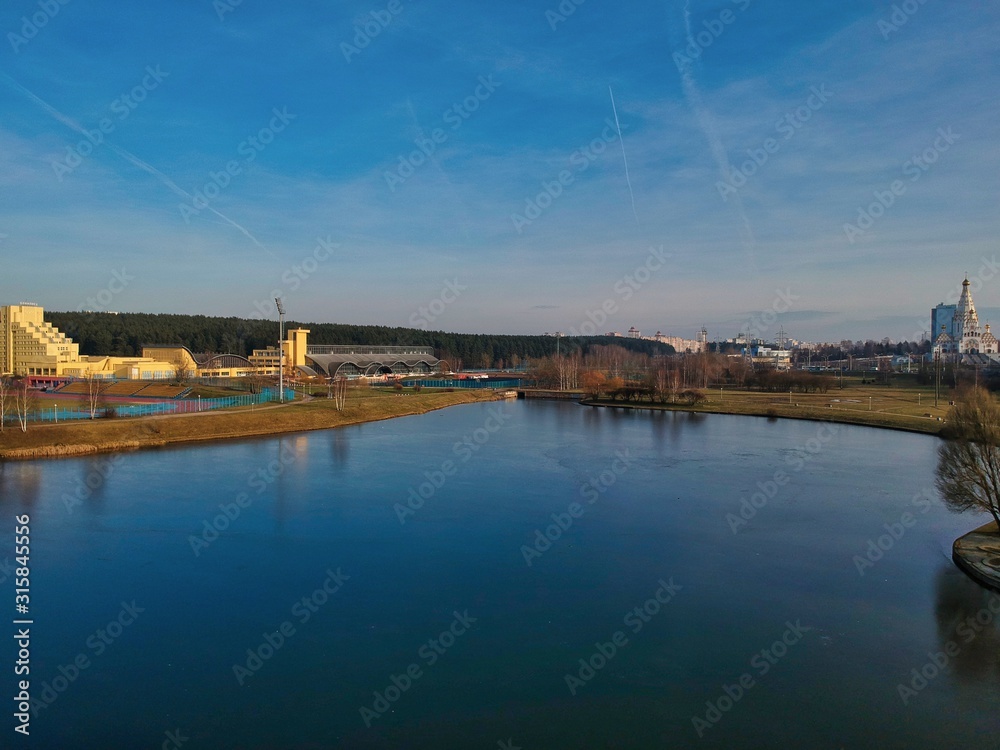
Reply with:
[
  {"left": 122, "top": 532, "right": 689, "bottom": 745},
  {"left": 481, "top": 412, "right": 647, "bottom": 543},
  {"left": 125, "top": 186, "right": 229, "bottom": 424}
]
[
  {"left": 68, "top": 453, "right": 123, "bottom": 517},
  {"left": 933, "top": 567, "right": 1000, "bottom": 683},
  {"left": 0, "top": 461, "right": 41, "bottom": 508},
  {"left": 271, "top": 437, "right": 299, "bottom": 529},
  {"left": 329, "top": 430, "right": 350, "bottom": 469}
]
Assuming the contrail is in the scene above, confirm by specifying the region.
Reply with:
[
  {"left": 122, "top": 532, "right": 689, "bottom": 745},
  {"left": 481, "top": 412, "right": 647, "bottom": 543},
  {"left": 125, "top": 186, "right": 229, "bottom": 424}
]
[
  {"left": 608, "top": 85, "right": 640, "bottom": 230},
  {"left": 674, "top": 0, "right": 758, "bottom": 270},
  {"left": 4, "top": 74, "right": 270, "bottom": 254}
]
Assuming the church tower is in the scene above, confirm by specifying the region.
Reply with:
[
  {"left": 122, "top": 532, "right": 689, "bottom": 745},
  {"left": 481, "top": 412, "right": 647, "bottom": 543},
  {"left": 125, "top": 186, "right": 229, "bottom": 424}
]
[{"left": 955, "top": 277, "right": 982, "bottom": 353}]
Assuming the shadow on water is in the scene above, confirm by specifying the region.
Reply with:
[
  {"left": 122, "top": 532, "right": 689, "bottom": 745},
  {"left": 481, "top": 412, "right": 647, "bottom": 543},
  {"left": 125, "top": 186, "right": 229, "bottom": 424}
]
[{"left": 933, "top": 566, "right": 1000, "bottom": 683}]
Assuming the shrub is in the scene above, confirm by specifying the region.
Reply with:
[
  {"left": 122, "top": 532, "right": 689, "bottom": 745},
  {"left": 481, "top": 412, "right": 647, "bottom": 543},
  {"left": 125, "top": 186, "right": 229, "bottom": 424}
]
[{"left": 678, "top": 389, "right": 706, "bottom": 406}]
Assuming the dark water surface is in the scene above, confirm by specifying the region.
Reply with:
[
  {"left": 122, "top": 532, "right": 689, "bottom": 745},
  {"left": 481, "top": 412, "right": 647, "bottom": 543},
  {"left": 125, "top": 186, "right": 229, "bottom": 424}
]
[{"left": 1, "top": 400, "right": 998, "bottom": 749}]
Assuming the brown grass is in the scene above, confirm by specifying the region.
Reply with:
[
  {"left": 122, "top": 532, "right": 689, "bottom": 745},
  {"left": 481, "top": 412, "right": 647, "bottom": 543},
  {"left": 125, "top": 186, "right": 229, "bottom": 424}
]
[
  {"left": 0, "top": 388, "right": 498, "bottom": 461},
  {"left": 585, "top": 384, "right": 951, "bottom": 435}
]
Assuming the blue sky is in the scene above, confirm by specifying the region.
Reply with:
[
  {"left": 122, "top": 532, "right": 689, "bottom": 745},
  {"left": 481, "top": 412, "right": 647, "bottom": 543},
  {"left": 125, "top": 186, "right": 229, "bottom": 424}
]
[{"left": 2, "top": 0, "right": 999, "bottom": 343}]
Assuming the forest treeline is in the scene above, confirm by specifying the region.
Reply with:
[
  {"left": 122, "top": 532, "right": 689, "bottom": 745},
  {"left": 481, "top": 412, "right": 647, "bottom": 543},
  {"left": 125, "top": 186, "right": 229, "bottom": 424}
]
[{"left": 45, "top": 311, "right": 674, "bottom": 369}]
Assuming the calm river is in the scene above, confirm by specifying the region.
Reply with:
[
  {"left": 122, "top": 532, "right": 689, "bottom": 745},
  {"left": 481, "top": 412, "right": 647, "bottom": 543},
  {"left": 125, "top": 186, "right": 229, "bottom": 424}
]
[{"left": 1, "top": 400, "right": 997, "bottom": 748}]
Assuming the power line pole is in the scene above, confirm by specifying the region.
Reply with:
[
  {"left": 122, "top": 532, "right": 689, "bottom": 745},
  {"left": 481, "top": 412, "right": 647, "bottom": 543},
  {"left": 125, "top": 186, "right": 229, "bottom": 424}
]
[
  {"left": 934, "top": 350, "right": 940, "bottom": 408},
  {"left": 275, "top": 297, "right": 285, "bottom": 403}
]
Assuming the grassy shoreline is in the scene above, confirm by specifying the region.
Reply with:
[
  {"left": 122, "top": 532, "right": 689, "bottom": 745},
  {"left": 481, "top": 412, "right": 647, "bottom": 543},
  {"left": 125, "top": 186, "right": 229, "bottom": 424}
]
[
  {"left": 0, "top": 381, "right": 953, "bottom": 461},
  {"left": 580, "top": 385, "right": 950, "bottom": 436},
  {"left": 0, "top": 389, "right": 499, "bottom": 461}
]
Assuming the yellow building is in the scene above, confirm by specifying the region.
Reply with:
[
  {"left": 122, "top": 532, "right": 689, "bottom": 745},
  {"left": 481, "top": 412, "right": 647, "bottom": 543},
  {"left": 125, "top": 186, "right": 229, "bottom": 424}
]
[
  {"left": 246, "top": 328, "right": 310, "bottom": 376},
  {"left": 2, "top": 305, "right": 433, "bottom": 383},
  {"left": 1, "top": 304, "right": 178, "bottom": 380},
  {"left": 143, "top": 345, "right": 258, "bottom": 379},
  {"left": 1, "top": 303, "right": 81, "bottom": 376}
]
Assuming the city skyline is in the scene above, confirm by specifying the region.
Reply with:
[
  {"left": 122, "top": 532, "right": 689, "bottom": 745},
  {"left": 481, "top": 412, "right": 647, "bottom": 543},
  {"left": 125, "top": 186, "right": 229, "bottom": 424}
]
[{"left": 2, "top": 1, "right": 999, "bottom": 341}]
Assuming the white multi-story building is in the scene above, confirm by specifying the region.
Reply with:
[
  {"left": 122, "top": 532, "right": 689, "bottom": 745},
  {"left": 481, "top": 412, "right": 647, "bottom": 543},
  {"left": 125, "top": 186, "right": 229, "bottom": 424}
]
[{"left": 648, "top": 328, "right": 707, "bottom": 353}]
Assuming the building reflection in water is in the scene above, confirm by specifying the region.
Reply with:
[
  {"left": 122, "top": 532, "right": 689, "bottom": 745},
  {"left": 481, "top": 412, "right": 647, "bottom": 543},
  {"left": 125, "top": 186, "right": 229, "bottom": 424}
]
[{"left": 0, "top": 461, "right": 41, "bottom": 509}]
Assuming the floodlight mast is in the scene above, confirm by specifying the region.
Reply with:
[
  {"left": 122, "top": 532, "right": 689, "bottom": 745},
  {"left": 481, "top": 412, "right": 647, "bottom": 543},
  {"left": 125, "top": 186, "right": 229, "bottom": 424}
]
[{"left": 275, "top": 298, "right": 285, "bottom": 403}]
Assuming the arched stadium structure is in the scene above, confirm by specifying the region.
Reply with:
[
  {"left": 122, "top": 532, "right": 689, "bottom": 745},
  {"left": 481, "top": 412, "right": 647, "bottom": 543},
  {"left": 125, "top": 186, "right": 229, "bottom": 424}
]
[{"left": 300, "top": 346, "right": 448, "bottom": 379}]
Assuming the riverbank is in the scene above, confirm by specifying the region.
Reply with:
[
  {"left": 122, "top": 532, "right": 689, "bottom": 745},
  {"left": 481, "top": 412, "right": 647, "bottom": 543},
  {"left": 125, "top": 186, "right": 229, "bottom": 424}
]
[
  {"left": 953, "top": 521, "right": 1000, "bottom": 591},
  {"left": 0, "top": 389, "right": 498, "bottom": 461},
  {"left": 580, "top": 392, "right": 947, "bottom": 436}
]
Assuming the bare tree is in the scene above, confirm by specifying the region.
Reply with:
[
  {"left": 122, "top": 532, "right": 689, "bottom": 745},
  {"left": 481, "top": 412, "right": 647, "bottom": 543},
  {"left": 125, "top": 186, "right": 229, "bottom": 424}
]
[
  {"left": 12, "top": 378, "right": 34, "bottom": 433},
  {"left": 936, "top": 387, "right": 1000, "bottom": 527},
  {"left": 0, "top": 376, "right": 10, "bottom": 432},
  {"left": 333, "top": 377, "right": 348, "bottom": 412},
  {"left": 244, "top": 365, "right": 269, "bottom": 395},
  {"left": 581, "top": 370, "right": 606, "bottom": 399},
  {"left": 554, "top": 354, "right": 580, "bottom": 391},
  {"left": 172, "top": 352, "right": 194, "bottom": 385},
  {"left": 83, "top": 373, "right": 110, "bottom": 419}
]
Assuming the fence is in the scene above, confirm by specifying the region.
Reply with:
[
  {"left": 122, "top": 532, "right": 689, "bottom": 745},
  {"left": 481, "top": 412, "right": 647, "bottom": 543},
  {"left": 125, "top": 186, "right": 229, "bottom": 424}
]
[
  {"left": 402, "top": 379, "right": 524, "bottom": 389},
  {"left": 2, "top": 387, "right": 295, "bottom": 425}
]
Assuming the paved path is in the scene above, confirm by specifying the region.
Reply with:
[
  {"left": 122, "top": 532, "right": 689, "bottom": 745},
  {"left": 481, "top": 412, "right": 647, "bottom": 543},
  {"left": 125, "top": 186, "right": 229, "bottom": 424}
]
[{"left": 954, "top": 521, "right": 1000, "bottom": 591}]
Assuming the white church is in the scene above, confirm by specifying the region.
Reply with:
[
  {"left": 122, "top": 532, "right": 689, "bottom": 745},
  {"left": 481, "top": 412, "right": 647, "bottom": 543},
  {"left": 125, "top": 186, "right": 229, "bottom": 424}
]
[{"left": 932, "top": 277, "right": 998, "bottom": 361}]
